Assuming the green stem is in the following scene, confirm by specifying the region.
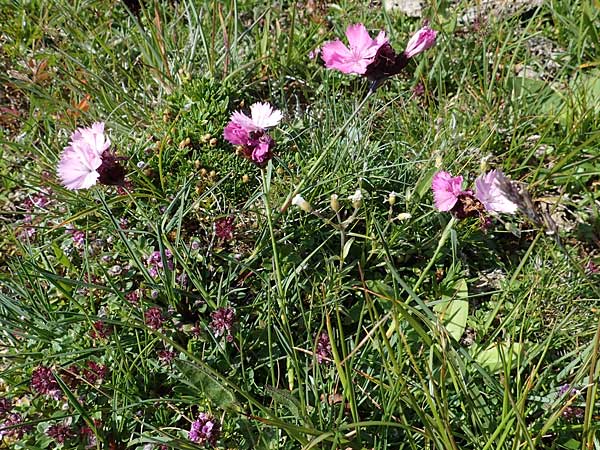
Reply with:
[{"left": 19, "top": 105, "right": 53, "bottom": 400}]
[{"left": 261, "top": 168, "right": 285, "bottom": 305}]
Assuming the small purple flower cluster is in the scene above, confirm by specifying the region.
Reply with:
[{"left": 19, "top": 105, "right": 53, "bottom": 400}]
[
  {"left": 214, "top": 217, "right": 235, "bottom": 241},
  {"left": 46, "top": 422, "right": 76, "bottom": 444},
  {"left": 210, "top": 307, "right": 236, "bottom": 342},
  {"left": 0, "top": 413, "right": 32, "bottom": 440},
  {"left": 144, "top": 306, "right": 165, "bottom": 330},
  {"left": 146, "top": 249, "right": 174, "bottom": 278},
  {"left": 316, "top": 331, "right": 332, "bottom": 364},
  {"left": 30, "top": 365, "right": 62, "bottom": 400},
  {"left": 189, "top": 412, "right": 220, "bottom": 446}
]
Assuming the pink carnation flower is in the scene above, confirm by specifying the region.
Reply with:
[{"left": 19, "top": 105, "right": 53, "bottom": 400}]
[
  {"left": 223, "top": 102, "right": 282, "bottom": 166},
  {"left": 321, "top": 23, "right": 387, "bottom": 75},
  {"left": 404, "top": 26, "right": 437, "bottom": 59},
  {"left": 474, "top": 170, "right": 518, "bottom": 214},
  {"left": 226, "top": 102, "right": 282, "bottom": 135},
  {"left": 431, "top": 171, "right": 466, "bottom": 211},
  {"left": 57, "top": 143, "right": 103, "bottom": 190},
  {"left": 57, "top": 122, "right": 125, "bottom": 190}
]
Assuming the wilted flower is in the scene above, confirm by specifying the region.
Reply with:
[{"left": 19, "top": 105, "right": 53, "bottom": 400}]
[
  {"left": 330, "top": 194, "right": 341, "bottom": 212},
  {"left": 189, "top": 412, "right": 220, "bottom": 446},
  {"left": 80, "top": 422, "right": 100, "bottom": 449},
  {"left": 90, "top": 320, "right": 112, "bottom": 340},
  {"left": 321, "top": 23, "right": 437, "bottom": 88},
  {"left": 144, "top": 307, "right": 165, "bottom": 330},
  {"left": 57, "top": 122, "right": 125, "bottom": 190},
  {"left": 474, "top": 170, "right": 519, "bottom": 214},
  {"left": 210, "top": 307, "right": 236, "bottom": 342},
  {"left": 83, "top": 361, "right": 108, "bottom": 385},
  {"left": 60, "top": 365, "right": 81, "bottom": 390},
  {"left": 292, "top": 194, "right": 312, "bottom": 213},
  {"left": 224, "top": 102, "right": 282, "bottom": 166},
  {"left": 46, "top": 422, "right": 75, "bottom": 444},
  {"left": 0, "top": 398, "right": 12, "bottom": 416},
  {"left": 31, "top": 366, "right": 61, "bottom": 399}
]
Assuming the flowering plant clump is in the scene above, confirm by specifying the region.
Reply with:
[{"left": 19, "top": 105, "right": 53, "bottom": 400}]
[
  {"left": 432, "top": 169, "right": 519, "bottom": 219},
  {"left": 223, "top": 102, "right": 282, "bottom": 166},
  {"left": 320, "top": 23, "right": 437, "bottom": 88},
  {"left": 57, "top": 122, "right": 126, "bottom": 190}
]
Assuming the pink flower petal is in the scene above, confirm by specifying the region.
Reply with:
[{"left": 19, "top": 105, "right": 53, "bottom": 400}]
[
  {"left": 432, "top": 171, "right": 464, "bottom": 211},
  {"left": 474, "top": 170, "right": 518, "bottom": 214},
  {"left": 321, "top": 23, "right": 388, "bottom": 75},
  {"left": 405, "top": 26, "right": 437, "bottom": 59},
  {"left": 230, "top": 110, "right": 256, "bottom": 131},
  {"left": 223, "top": 122, "right": 249, "bottom": 146},
  {"left": 250, "top": 102, "right": 282, "bottom": 129},
  {"left": 57, "top": 145, "right": 102, "bottom": 190}
]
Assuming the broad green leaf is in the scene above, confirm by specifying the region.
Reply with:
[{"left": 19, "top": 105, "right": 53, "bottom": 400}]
[
  {"left": 175, "top": 360, "right": 236, "bottom": 409},
  {"left": 434, "top": 278, "right": 468, "bottom": 341},
  {"left": 474, "top": 343, "right": 523, "bottom": 373}
]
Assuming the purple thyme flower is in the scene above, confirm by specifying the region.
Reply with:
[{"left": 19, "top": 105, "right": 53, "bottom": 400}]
[
  {"left": 189, "top": 412, "right": 220, "bottom": 446},
  {"left": 31, "top": 366, "right": 62, "bottom": 399},
  {"left": 46, "top": 422, "right": 75, "bottom": 444},
  {"left": 214, "top": 217, "right": 235, "bottom": 241},
  {"left": 83, "top": 361, "right": 108, "bottom": 385},
  {"left": 0, "top": 413, "right": 31, "bottom": 440},
  {"left": 316, "top": 331, "right": 332, "bottom": 364},
  {"left": 144, "top": 307, "right": 165, "bottom": 330},
  {"left": 210, "top": 307, "right": 236, "bottom": 342},
  {"left": 146, "top": 249, "right": 174, "bottom": 278},
  {"left": 157, "top": 350, "right": 178, "bottom": 364},
  {"left": 90, "top": 320, "right": 112, "bottom": 340},
  {"left": 126, "top": 289, "right": 141, "bottom": 304}
]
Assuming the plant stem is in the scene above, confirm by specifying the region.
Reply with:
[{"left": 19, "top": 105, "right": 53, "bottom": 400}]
[{"left": 261, "top": 167, "right": 285, "bottom": 307}]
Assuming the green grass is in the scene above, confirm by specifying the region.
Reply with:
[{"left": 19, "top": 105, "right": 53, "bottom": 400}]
[{"left": 1, "top": 0, "right": 599, "bottom": 449}]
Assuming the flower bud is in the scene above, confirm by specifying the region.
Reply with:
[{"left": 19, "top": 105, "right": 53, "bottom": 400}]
[
  {"left": 292, "top": 194, "right": 312, "bottom": 213},
  {"left": 387, "top": 192, "right": 397, "bottom": 206},
  {"left": 404, "top": 26, "right": 437, "bottom": 59},
  {"left": 396, "top": 212, "right": 412, "bottom": 221},
  {"left": 349, "top": 189, "right": 363, "bottom": 209},
  {"left": 330, "top": 194, "right": 340, "bottom": 212}
]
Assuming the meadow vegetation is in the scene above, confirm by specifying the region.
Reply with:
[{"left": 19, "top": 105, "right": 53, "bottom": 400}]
[{"left": 0, "top": 0, "right": 599, "bottom": 448}]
